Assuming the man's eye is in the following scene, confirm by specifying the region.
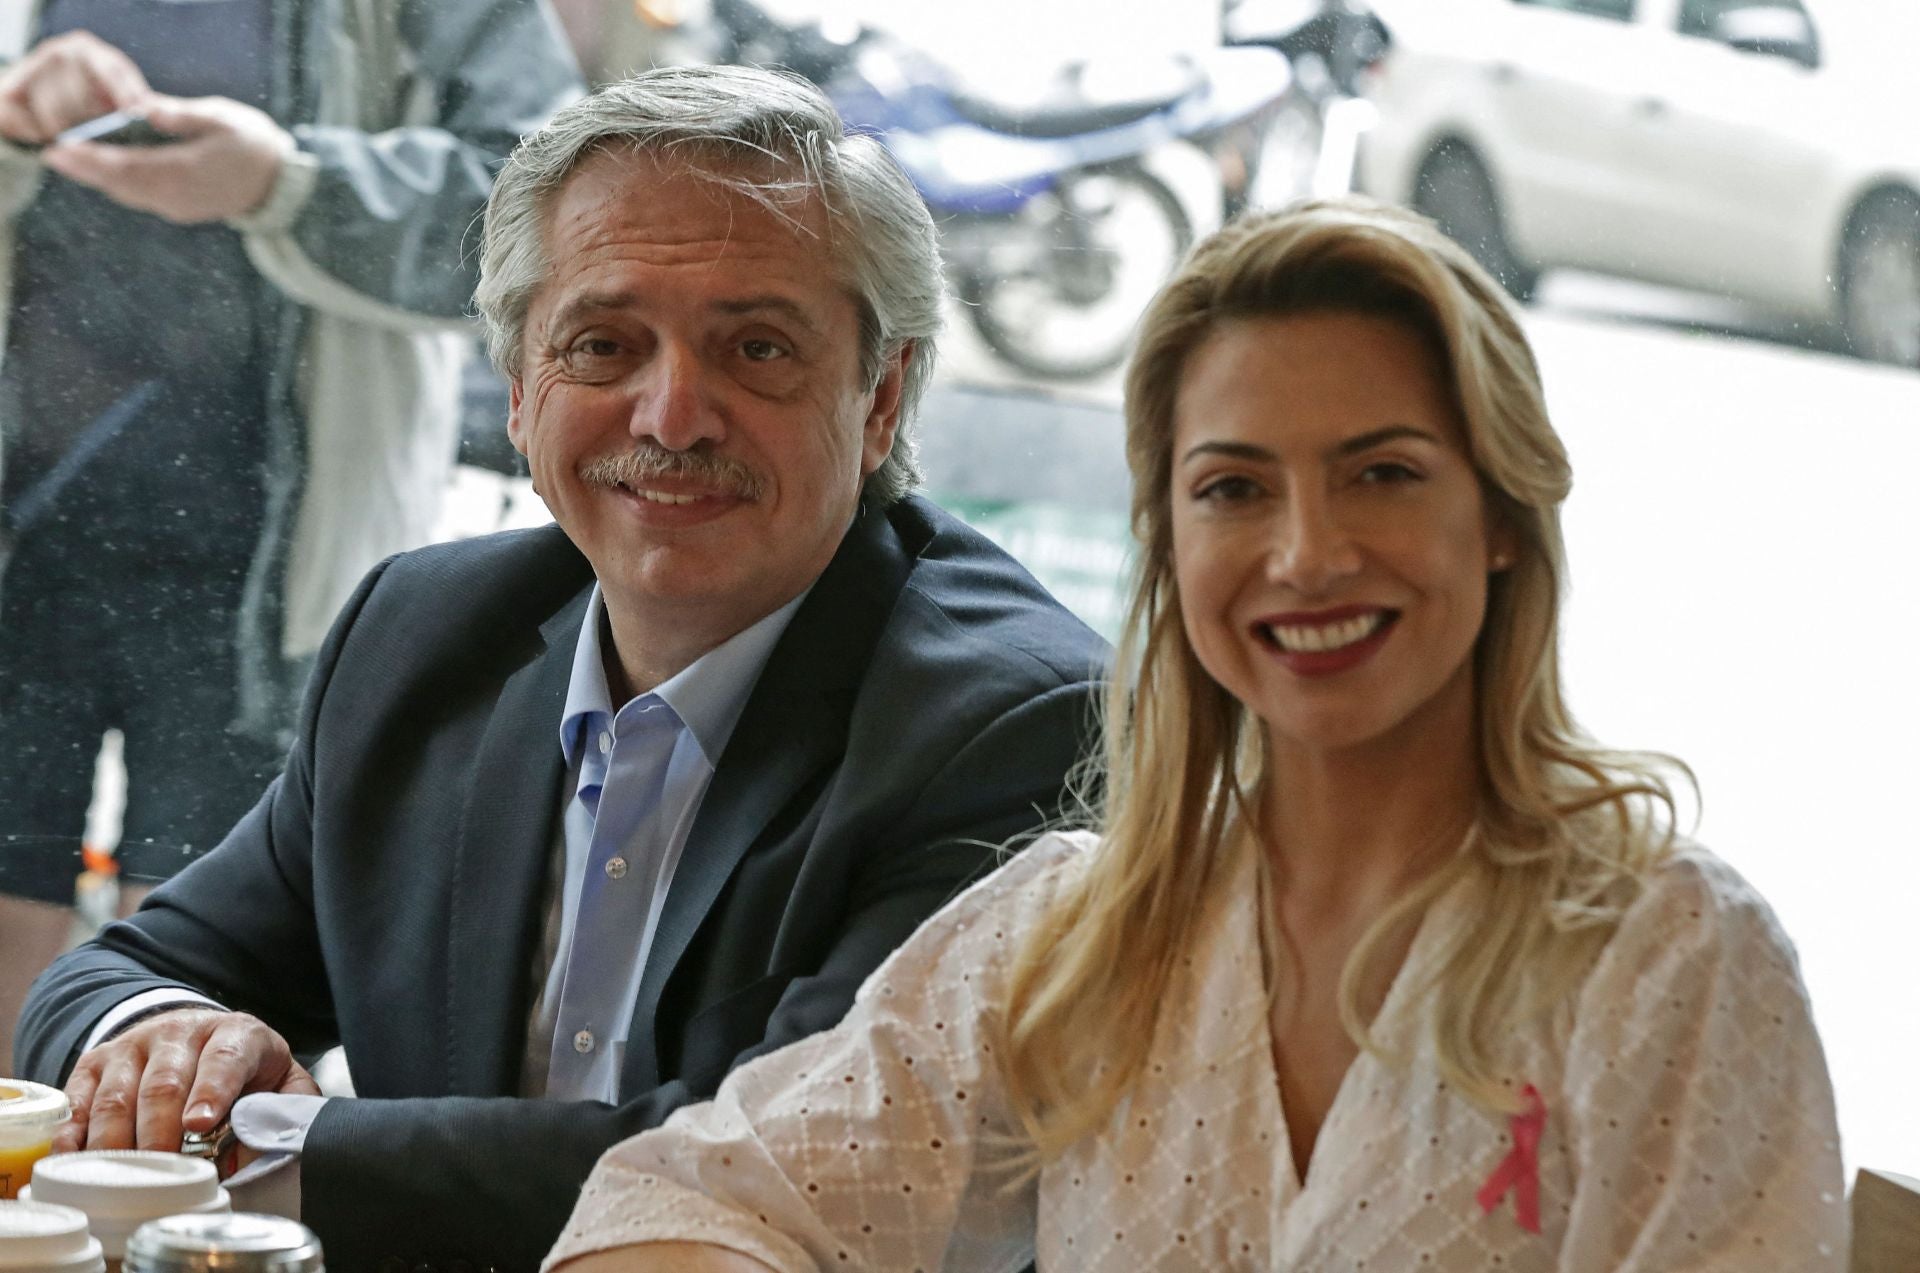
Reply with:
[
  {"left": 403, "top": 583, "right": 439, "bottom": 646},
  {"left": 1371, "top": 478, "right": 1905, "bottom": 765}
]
[
  {"left": 571, "top": 338, "right": 622, "bottom": 359},
  {"left": 740, "top": 338, "right": 788, "bottom": 362}
]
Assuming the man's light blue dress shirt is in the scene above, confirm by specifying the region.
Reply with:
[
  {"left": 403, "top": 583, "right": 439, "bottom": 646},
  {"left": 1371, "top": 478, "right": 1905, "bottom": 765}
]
[{"left": 533, "top": 583, "right": 806, "bottom": 1100}]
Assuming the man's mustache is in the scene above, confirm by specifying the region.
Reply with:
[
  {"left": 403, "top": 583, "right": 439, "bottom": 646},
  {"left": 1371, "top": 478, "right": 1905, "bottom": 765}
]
[{"left": 578, "top": 445, "right": 765, "bottom": 500}]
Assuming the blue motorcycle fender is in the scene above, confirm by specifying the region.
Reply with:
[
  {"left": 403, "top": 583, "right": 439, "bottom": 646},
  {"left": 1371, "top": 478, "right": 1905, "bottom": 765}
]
[
  {"left": 856, "top": 47, "right": 1290, "bottom": 217},
  {"left": 883, "top": 125, "right": 1067, "bottom": 215}
]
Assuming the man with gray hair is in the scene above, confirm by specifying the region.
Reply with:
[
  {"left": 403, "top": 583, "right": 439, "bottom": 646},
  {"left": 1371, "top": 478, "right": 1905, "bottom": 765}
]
[{"left": 17, "top": 65, "right": 1105, "bottom": 1273}]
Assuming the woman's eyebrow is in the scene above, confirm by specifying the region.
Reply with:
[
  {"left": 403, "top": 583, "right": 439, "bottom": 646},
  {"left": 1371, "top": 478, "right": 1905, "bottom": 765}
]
[
  {"left": 1180, "top": 425, "right": 1441, "bottom": 468},
  {"left": 1327, "top": 424, "right": 1441, "bottom": 458},
  {"left": 1180, "top": 439, "right": 1275, "bottom": 466}
]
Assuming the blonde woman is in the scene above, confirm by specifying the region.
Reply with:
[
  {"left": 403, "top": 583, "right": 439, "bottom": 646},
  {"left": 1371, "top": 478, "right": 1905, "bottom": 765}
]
[{"left": 544, "top": 201, "right": 1847, "bottom": 1272}]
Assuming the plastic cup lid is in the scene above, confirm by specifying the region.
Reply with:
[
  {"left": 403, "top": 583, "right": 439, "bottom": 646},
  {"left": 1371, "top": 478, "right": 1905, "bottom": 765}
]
[
  {"left": 0, "top": 1082, "right": 69, "bottom": 1128},
  {"left": 125, "top": 1214, "right": 320, "bottom": 1273},
  {"left": 25, "top": 1153, "right": 221, "bottom": 1218},
  {"left": 0, "top": 1200, "right": 104, "bottom": 1270}
]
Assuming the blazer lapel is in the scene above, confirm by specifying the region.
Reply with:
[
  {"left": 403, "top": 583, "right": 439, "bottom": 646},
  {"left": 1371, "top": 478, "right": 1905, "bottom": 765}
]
[
  {"left": 622, "top": 505, "right": 913, "bottom": 1091},
  {"left": 443, "top": 579, "right": 591, "bottom": 1096}
]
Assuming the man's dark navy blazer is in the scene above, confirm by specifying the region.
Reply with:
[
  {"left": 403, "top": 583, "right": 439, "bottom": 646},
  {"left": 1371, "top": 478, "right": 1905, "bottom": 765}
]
[{"left": 17, "top": 493, "right": 1107, "bottom": 1273}]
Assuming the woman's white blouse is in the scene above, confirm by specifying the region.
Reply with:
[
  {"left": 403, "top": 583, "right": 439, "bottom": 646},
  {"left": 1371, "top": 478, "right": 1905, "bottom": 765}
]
[{"left": 545, "top": 832, "right": 1847, "bottom": 1271}]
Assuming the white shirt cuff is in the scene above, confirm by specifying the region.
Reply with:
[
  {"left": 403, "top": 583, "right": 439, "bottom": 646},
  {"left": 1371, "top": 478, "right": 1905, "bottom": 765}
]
[
  {"left": 231, "top": 1092, "right": 328, "bottom": 1156},
  {"left": 224, "top": 1092, "right": 330, "bottom": 1222},
  {"left": 225, "top": 1150, "right": 302, "bottom": 1219},
  {"left": 84, "top": 988, "right": 223, "bottom": 1052}
]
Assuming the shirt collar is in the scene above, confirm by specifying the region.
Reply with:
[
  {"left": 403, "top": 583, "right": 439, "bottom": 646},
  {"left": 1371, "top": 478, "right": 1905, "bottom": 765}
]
[{"left": 560, "top": 583, "right": 810, "bottom": 769}]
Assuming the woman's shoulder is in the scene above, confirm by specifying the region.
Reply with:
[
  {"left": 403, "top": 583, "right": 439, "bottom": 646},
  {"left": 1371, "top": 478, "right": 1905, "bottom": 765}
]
[
  {"left": 852, "top": 829, "right": 1100, "bottom": 1004},
  {"left": 1582, "top": 840, "right": 1811, "bottom": 1000},
  {"left": 1624, "top": 842, "right": 1796, "bottom": 947},
  {"left": 989, "top": 827, "right": 1102, "bottom": 893},
  {"left": 942, "top": 828, "right": 1101, "bottom": 935}
]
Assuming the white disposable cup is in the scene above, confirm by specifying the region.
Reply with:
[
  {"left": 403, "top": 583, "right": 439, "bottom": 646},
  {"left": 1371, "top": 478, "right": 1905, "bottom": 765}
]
[
  {"left": 19, "top": 1154, "right": 227, "bottom": 1261},
  {"left": 0, "top": 1200, "right": 106, "bottom": 1273},
  {"left": 0, "top": 1084, "right": 70, "bottom": 1202}
]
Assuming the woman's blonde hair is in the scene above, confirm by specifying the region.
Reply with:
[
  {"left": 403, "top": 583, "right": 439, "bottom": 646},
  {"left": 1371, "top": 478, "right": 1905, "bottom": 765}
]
[{"left": 1001, "top": 198, "right": 1688, "bottom": 1159}]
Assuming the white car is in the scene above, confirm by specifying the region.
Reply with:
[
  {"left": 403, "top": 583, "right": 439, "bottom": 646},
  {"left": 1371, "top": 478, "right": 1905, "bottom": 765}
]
[{"left": 1356, "top": 0, "right": 1920, "bottom": 365}]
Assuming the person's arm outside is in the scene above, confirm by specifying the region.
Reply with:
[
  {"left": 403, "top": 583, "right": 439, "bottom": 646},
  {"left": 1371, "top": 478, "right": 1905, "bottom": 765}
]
[
  {"left": 0, "top": 32, "right": 140, "bottom": 225},
  {"left": 0, "top": 5, "right": 580, "bottom": 330},
  {"left": 234, "top": 0, "right": 583, "bottom": 328}
]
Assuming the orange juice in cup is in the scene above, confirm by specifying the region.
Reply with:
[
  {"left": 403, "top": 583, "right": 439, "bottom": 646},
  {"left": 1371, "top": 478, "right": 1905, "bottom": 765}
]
[{"left": 0, "top": 1082, "right": 69, "bottom": 1200}]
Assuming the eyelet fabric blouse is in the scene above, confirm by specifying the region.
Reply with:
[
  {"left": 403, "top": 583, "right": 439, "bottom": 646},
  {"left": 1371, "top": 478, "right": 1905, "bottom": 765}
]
[{"left": 545, "top": 831, "right": 1847, "bottom": 1271}]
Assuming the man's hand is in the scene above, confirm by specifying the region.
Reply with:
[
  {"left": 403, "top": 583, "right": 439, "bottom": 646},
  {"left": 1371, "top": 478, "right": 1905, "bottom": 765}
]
[
  {"left": 40, "top": 94, "right": 292, "bottom": 224},
  {"left": 55, "top": 1008, "right": 320, "bottom": 1155},
  {"left": 0, "top": 30, "right": 148, "bottom": 145}
]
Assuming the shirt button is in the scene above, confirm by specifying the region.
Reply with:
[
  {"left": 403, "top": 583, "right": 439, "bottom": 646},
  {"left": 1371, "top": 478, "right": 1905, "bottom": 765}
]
[
  {"left": 604, "top": 856, "right": 628, "bottom": 880},
  {"left": 574, "top": 1029, "right": 595, "bottom": 1054},
  {"left": 597, "top": 731, "right": 612, "bottom": 755}
]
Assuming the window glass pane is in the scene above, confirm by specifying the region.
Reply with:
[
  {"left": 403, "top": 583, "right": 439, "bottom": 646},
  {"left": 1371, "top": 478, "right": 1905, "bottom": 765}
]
[
  {"left": 1678, "top": 0, "right": 1808, "bottom": 38},
  {"left": 2, "top": 0, "right": 1915, "bottom": 1236}
]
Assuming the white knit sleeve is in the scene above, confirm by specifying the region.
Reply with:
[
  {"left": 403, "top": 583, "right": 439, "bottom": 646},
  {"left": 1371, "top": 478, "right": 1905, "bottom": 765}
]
[{"left": 1558, "top": 850, "right": 1848, "bottom": 1271}]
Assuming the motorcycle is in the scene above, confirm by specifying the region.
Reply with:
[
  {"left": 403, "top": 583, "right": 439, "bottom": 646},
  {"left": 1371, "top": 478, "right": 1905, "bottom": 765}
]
[
  {"left": 678, "top": 0, "right": 1293, "bottom": 379},
  {"left": 1222, "top": 0, "right": 1390, "bottom": 212}
]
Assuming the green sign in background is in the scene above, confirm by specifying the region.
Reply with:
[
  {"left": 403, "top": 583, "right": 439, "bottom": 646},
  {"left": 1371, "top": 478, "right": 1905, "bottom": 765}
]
[{"left": 937, "top": 497, "right": 1135, "bottom": 641}]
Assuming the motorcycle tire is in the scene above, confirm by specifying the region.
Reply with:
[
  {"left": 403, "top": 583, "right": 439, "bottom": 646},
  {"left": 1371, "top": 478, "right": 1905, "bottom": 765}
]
[{"left": 962, "top": 165, "right": 1193, "bottom": 381}]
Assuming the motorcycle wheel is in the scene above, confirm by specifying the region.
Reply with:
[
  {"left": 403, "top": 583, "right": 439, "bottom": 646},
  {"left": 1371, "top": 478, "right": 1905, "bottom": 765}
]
[
  {"left": 963, "top": 166, "right": 1193, "bottom": 380},
  {"left": 1840, "top": 193, "right": 1920, "bottom": 368}
]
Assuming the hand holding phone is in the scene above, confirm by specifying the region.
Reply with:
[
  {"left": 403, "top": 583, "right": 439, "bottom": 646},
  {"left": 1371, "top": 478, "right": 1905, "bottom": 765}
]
[
  {"left": 37, "top": 94, "right": 292, "bottom": 225},
  {"left": 0, "top": 29, "right": 149, "bottom": 146},
  {"left": 54, "top": 107, "right": 174, "bottom": 148}
]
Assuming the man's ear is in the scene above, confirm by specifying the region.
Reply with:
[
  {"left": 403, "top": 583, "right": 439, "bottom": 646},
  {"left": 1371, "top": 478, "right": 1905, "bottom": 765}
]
[
  {"left": 859, "top": 340, "right": 912, "bottom": 477},
  {"left": 506, "top": 378, "right": 529, "bottom": 456}
]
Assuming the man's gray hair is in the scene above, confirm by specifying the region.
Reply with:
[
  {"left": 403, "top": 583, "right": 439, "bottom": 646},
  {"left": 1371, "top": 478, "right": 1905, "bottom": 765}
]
[{"left": 474, "top": 64, "right": 946, "bottom": 506}]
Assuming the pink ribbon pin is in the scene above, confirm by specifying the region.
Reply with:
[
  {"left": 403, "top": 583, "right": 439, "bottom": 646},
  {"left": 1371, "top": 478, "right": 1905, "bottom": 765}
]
[{"left": 1476, "top": 1083, "right": 1547, "bottom": 1234}]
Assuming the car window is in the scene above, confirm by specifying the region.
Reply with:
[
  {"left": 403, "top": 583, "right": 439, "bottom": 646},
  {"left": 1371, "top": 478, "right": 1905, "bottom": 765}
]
[
  {"left": 1510, "top": 0, "right": 1637, "bottom": 23},
  {"left": 1676, "top": 0, "right": 1809, "bottom": 39}
]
